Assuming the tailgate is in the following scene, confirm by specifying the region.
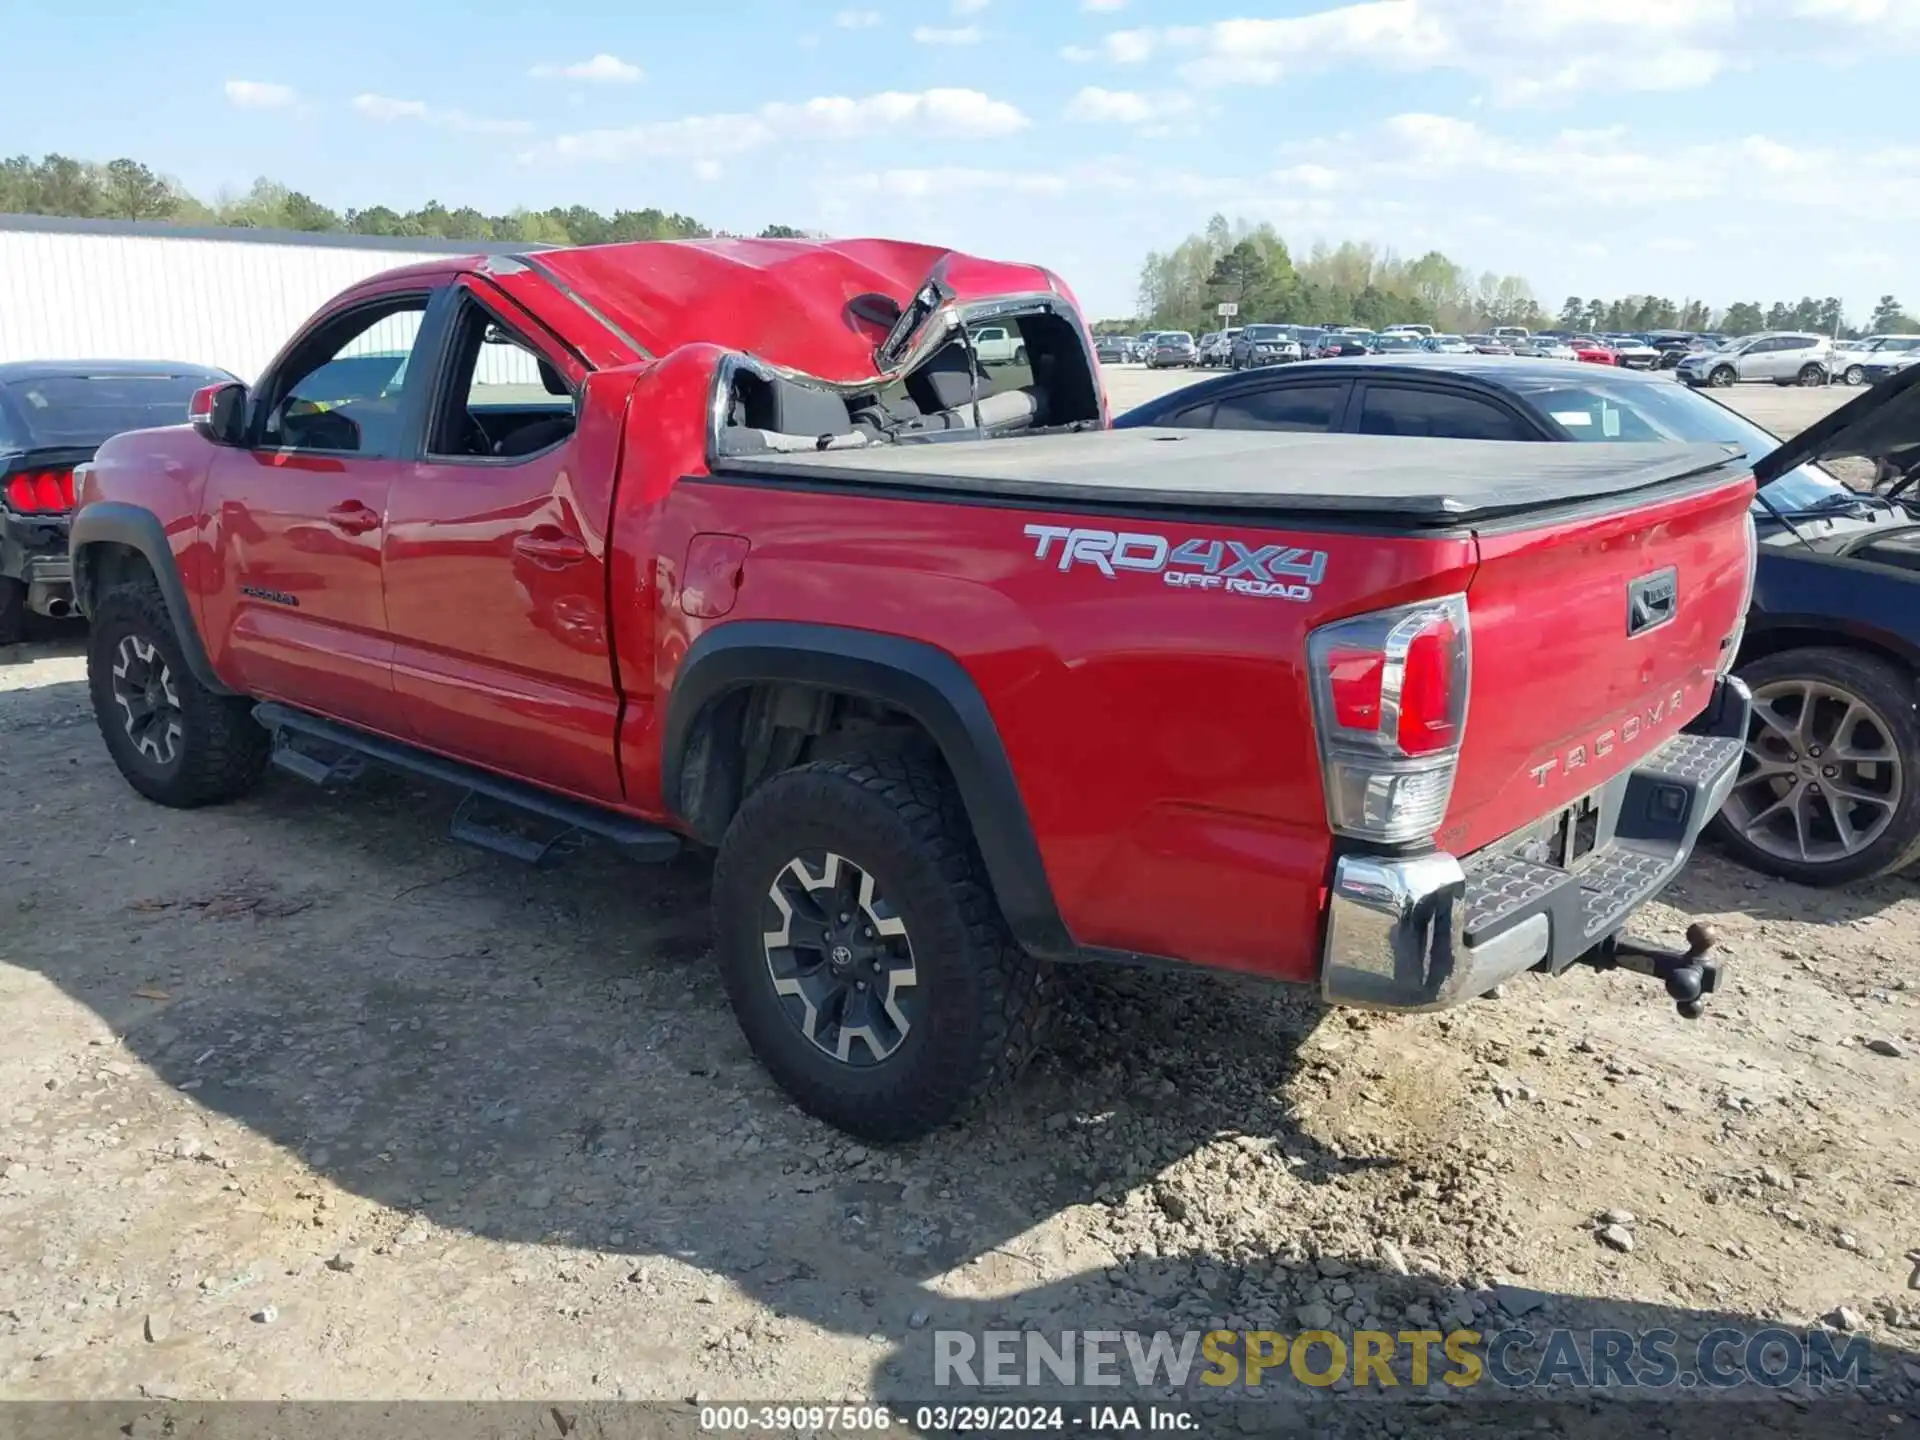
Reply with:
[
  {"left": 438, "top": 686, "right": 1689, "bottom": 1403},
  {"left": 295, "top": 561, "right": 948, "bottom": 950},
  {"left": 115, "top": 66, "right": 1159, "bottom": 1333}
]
[{"left": 1443, "top": 468, "right": 1755, "bottom": 854}]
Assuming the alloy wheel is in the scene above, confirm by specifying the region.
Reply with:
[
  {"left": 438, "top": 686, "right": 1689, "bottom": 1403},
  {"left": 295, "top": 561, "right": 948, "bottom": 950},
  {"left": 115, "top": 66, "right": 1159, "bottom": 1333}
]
[
  {"left": 1723, "top": 677, "right": 1902, "bottom": 866},
  {"left": 110, "top": 634, "right": 184, "bottom": 767},
  {"left": 761, "top": 851, "right": 920, "bottom": 1066},
  {"left": 1846, "top": 365, "right": 1865, "bottom": 386}
]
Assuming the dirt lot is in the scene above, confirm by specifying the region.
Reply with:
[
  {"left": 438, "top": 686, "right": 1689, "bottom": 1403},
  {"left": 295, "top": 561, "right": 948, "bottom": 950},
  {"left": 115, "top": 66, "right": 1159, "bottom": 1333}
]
[{"left": 3, "top": 380, "right": 1917, "bottom": 1428}]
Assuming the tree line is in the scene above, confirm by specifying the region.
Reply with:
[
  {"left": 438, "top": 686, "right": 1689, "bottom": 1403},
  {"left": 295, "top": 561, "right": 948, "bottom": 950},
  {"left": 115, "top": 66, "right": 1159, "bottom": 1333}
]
[
  {"left": 0, "top": 152, "right": 813, "bottom": 246},
  {"left": 8, "top": 158, "right": 1914, "bottom": 337},
  {"left": 1132, "top": 214, "right": 1916, "bottom": 339}
]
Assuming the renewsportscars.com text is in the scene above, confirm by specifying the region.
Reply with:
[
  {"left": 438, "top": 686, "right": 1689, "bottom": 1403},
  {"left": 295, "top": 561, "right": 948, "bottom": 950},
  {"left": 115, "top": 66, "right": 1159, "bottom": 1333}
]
[{"left": 934, "top": 1327, "right": 1873, "bottom": 1393}]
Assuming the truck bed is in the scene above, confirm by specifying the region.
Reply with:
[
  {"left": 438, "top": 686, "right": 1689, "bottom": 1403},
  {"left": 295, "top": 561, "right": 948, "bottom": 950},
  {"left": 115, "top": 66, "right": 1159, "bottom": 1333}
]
[{"left": 714, "top": 427, "right": 1746, "bottom": 526}]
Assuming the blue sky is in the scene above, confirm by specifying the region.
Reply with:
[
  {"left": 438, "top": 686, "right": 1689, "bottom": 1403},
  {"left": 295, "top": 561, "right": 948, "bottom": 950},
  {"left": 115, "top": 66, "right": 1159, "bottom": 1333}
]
[{"left": 11, "top": 0, "right": 1917, "bottom": 323}]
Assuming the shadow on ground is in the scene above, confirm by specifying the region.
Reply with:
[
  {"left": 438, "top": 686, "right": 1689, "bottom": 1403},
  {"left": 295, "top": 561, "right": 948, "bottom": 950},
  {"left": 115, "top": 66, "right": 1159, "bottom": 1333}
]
[{"left": 2, "top": 669, "right": 1916, "bottom": 1431}]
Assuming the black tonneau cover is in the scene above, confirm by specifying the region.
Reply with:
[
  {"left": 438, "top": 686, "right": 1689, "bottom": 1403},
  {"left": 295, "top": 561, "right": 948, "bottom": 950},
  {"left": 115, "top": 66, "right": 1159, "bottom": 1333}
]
[{"left": 715, "top": 427, "right": 1748, "bottom": 525}]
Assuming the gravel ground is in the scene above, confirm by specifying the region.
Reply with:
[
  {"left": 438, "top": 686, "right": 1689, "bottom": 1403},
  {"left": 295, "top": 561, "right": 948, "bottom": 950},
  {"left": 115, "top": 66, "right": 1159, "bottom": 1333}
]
[{"left": 3, "top": 382, "right": 1916, "bottom": 1431}]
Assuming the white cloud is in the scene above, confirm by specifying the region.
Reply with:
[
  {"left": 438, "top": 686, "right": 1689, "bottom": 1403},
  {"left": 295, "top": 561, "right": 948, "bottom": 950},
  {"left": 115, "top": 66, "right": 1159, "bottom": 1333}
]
[
  {"left": 1104, "top": 27, "right": 1161, "bottom": 63},
  {"left": 807, "top": 108, "right": 1913, "bottom": 328},
  {"left": 350, "top": 93, "right": 532, "bottom": 135},
  {"left": 1073, "top": 0, "right": 1752, "bottom": 101},
  {"left": 1794, "top": 0, "right": 1887, "bottom": 15},
  {"left": 1081, "top": 0, "right": 1127, "bottom": 9},
  {"left": 1064, "top": 87, "right": 1195, "bottom": 127},
  {"left": 351, "top": 94, "right": 429, "bottom": 122},
  {"left": 530, "top": 53, "right": 643, "bottom": 83},
  {"left": 913, "top": 24, "right": 982, "bottom": 44},
  {"left": 693, "top": 160, "right": 724, "bottom": 182},
  {"left": 834, "top": 8, "right": 881, "bottom": 26},
  {"left": 1791, "top": 0, "right": 1920, "bottom": 39},
  {"left": 847, "top": 167, "right": 1074, "bottom": 199},
  {"left": 540, "top": 87, "right": 1027, "bottom": 162},
  {"left": 1286, "top": 112, "right": 1919, "bottom": 218},
  {"left": 223, "top": 80, "right": 296, "bottom": 109},
  {"left": 952, "top": 0, "right": 990, "bottom": 11}
]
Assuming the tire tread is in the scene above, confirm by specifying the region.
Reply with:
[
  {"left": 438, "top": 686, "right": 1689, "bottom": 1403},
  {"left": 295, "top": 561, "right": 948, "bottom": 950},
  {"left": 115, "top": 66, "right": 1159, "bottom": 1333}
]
[
  {"left": 711, "top": 752, "right": 1052, "bottom": 1141},
  {"left": 88, "top": 579, "right": 269, "bottom": 808}
]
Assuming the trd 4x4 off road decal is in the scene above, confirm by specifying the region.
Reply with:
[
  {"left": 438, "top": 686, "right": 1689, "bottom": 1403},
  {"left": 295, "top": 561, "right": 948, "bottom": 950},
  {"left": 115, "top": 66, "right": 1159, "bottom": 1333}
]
[{"left": 1022, "top": 524, "right": 1328, "bottom": 601}]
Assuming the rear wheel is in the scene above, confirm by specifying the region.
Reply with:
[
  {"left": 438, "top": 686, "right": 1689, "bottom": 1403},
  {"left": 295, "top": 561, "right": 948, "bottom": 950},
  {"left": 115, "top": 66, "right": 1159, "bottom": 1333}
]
[
  {"left": 711, "top": 754, "right": 1052, "bottom": 1142},
  {"left": 86, "top": 580, "right": 270, "bottom": 807},
  {"left": 1709, "top": 365, "right": 1737, "bottom": 388},
  {"left": 1712, "top": 647, "right": 1920, "bottom": 886},
  {"left": 1012, "top": 345, "right": 1027, "bottom": 367},
  {"left": 1797, "top": 364, "right": 1825, "bottom": 386}
]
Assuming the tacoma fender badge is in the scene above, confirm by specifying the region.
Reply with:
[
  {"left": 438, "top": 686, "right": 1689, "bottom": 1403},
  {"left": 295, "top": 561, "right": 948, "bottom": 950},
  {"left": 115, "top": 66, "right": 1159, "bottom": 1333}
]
[{"left": 1022, "top": 524, "right": 1327, "bottom": 601}]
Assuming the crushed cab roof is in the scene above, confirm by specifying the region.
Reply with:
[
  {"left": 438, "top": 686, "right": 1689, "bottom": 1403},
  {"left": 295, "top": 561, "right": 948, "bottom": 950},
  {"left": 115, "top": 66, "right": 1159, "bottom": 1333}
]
[{"left": 506, "top": 238, "right": 1065, "bottom": 379}]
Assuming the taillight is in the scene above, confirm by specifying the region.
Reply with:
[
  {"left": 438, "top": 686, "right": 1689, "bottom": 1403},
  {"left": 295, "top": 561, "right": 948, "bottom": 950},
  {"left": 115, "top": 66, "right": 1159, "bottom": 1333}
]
[
  {"left": 1307, "top": 594, "right": 1471, "bottom": 844},
  {"left": 4, "top": 469, "right": 76, "bottom": 513}
]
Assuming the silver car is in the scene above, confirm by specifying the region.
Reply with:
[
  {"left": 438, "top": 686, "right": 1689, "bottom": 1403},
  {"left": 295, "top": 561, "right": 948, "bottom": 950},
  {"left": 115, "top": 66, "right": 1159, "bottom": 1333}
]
[
  {"left": 1830, "top": 334, "right": 1920, "bottom": 386},
  {"left": 1523, "top": 337, "right": 1578, "bottom": 360},
  {"left": 1675, "top": 331, "right": 1832, "bottom": 388}
]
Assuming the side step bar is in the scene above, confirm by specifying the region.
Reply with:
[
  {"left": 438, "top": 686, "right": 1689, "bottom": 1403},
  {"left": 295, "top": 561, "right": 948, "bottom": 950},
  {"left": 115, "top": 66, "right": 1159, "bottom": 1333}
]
[{"left": 253, "top": 703, "right": 681, "bottom": 866}]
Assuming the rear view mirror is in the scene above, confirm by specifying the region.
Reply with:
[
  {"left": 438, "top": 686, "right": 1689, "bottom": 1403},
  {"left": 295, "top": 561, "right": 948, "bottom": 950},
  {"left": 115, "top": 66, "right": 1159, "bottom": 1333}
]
[{"left": 188, "top": 382, "right": 249, "bottom": 446}]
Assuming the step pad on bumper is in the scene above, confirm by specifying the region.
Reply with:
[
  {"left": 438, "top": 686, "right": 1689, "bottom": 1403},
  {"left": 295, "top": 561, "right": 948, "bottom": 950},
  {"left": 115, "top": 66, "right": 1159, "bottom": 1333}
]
[
  {"left": 1461, "top": 733, "right": 1742, "bottom": 949},
  {"left": 1321, "top": 685, "right": 1748, "bottom": 1014}
]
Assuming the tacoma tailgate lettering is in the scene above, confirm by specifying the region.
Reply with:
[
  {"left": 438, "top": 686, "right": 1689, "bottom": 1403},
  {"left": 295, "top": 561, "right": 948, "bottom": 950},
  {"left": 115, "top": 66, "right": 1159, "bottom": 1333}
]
[{"left": 1529, "top": 685, "right": 1691, "bottom": 786}]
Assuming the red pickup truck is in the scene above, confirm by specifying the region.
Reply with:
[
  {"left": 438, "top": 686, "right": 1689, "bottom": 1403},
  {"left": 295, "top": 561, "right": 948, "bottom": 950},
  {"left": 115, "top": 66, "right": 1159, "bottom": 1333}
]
[{"left": 69, "top": 238, "right": 1757, "bottom": 1140}]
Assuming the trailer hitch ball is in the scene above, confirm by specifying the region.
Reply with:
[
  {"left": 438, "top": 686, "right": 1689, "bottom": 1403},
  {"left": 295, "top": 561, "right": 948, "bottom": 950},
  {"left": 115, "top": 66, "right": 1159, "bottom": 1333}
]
[
  {"left": 1594, "top": 921, "right": 1724, "bottom": 1019},
  {"left": 1669, "top": 922, "right": 1720, "bottom": 1018}
]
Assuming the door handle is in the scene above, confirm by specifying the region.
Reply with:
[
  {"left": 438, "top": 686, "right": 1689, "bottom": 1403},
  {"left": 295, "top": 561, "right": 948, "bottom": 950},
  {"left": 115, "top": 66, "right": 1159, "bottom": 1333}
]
[
  {"left": 513, "top": 529, "right": 589, "bottom": 569},
  {"left": 326, "top": 501, "right": 382, "bottom": 535}
]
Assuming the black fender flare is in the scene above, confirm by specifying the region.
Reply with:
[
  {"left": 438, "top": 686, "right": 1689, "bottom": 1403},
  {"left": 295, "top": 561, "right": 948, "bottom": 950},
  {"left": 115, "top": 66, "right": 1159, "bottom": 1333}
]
[
  {"left": 68, "top": 501, "right": 236, "bottom": 695},
  {"left": 662, "top": 621, "right": 1075, "bottom": 959}
]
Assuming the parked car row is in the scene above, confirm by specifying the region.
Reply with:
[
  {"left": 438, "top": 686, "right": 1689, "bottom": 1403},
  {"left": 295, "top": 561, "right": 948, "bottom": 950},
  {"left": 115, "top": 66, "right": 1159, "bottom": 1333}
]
[{"left": 1111, "top": 324, "right": 1920, "bottom": 397}]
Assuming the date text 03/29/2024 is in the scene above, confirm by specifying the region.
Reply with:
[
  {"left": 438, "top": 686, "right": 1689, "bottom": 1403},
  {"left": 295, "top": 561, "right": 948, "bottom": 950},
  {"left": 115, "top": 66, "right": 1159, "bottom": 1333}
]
[{"left": 697, "top": 1404, "right": 1195, "bottom": 1433}]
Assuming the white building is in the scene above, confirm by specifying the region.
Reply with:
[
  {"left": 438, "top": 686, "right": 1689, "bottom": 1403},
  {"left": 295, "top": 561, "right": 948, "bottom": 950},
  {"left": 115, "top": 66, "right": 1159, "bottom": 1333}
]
[{"left": 0, "top": 214, "right": 544, "bottom": 381}]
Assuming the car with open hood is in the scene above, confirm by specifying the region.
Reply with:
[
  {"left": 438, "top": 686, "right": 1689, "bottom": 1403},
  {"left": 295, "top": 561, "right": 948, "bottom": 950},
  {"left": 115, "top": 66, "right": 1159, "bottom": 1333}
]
[
  {"left": 71, "top": 236, "right": 1762, "bottom": 1139},
  {"left": 1116, "top": 350, "right": 1920, "bottom": 886}
]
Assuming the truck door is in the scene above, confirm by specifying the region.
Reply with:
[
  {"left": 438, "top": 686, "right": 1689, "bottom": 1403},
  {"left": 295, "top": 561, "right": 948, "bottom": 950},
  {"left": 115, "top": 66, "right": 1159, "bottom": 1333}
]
[
  {"left": 382, "top": 277, "right": 627, "bottom": 803},
  {"left": 198, "top": 287, "right": 433, "bottom": 733}
]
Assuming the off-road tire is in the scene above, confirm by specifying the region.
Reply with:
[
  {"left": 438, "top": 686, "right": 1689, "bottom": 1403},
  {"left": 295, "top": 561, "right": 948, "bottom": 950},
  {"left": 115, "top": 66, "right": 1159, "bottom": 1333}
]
[
  {"left": 711, "top": 753, "right": 1052, "bottom": 1142},
  {"left": 0, "top": 577, "right": 24, "bottom": 645},
  {"left": 1711, "top": 646, "right": 1920, "bottom": 886},
  {"left": 87, "top": 580, "right": 270, "bottom": 808}
]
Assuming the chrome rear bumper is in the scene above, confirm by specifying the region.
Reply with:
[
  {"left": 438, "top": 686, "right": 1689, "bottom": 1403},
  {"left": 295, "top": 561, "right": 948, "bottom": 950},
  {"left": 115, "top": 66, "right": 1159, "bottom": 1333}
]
[{"left": 1321, "top": 675, "right": 1750, "bottom": 1012}]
